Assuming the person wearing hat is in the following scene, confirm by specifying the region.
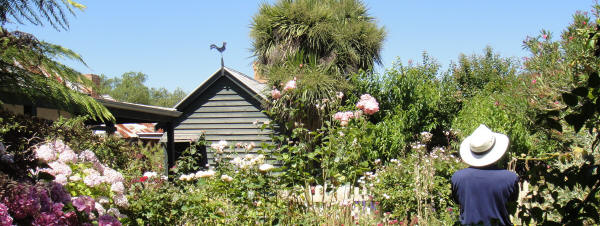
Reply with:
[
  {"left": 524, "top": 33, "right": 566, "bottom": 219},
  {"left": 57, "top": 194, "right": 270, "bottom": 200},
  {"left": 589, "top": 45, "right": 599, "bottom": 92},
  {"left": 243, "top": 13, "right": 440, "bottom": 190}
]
[{"left": 451, "top": 124, "right": 519, "bottom": 226}]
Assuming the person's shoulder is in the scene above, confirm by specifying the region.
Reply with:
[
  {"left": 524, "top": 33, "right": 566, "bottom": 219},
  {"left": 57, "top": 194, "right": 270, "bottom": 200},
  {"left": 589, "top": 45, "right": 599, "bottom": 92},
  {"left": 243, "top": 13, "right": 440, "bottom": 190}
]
[
  {"left": 497, "top": 169, "right": 519, "bottom": 181},
  {"left": 451, "top": 168, "right": 472, "bottom": 181}
]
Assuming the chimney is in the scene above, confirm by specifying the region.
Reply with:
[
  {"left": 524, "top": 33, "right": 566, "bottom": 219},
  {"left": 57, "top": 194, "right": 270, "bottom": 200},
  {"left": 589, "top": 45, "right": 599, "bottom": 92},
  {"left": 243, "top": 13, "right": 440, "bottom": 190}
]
[
  {"left": 83, "top": 74, "right": 101, "bottom": 97},
  {"left": 253, "top": 61, "right": 267, "bottom": 83}
]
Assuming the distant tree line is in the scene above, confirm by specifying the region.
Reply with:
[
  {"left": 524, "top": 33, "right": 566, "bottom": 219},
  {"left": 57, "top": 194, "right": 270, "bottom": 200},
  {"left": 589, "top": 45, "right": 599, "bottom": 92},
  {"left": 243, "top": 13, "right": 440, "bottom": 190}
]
[{"left": 97, "top": 72, "right": 186, "bottom": 108}]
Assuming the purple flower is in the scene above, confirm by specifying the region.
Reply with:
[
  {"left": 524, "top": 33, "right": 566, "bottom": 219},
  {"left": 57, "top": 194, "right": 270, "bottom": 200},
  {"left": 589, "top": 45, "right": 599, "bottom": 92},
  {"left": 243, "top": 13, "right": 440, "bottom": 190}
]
[
  {"left": 37, "top": 187, "right": 52, "bottom": 213},
  {"left": 33, "top": 212, "right": 59, "bottom": 225},
  {"left": 72, "top": 196, "right": 95, "bottom": 214},
  {"left": 3, "top": 185, "right": 41, "bottom": 219},
  {"left": 51, "top": 203, "right": 64, "bottom": 215},
  {"left": 49, "top": 182, "right": 71, "bottom": 205},
  {"left": 98, "top": 214, "right": 122, "bottom": 226},
  {"left": 63, "top": 211, "right": 79, "bottom": 225},
  {"left": 0, "top": 203, "right": 13, "bottom": 226}
]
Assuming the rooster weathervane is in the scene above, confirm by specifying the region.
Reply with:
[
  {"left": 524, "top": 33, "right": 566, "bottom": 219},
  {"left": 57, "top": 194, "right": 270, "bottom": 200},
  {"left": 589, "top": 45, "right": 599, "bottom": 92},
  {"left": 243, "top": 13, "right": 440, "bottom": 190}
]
[{"left": 210, "top": 42, "right": 227, "bottom": 69}]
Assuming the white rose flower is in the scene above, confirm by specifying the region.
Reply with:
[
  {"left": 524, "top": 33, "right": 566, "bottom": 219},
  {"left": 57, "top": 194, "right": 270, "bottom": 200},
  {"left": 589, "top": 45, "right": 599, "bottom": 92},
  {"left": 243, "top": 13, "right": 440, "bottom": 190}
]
[
  {"left": 199, "top": 170, "right": 216, "bottom": 178},
  {"left": 220, "top": 174, "right": 233, "bottom": 182},
  {"left": 258, "top": 164, "right": 275, "bottom": 173},
  {"left": 143, "top": 171, "right": 158, "bottom": 178}
]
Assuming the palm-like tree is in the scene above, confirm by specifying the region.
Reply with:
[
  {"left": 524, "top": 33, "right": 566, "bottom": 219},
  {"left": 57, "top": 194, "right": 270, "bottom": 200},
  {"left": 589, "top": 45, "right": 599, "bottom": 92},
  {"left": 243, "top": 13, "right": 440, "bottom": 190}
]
[
  {"left": 250, "top": 0, "right": 385, "bottom": 131},
  {"left": 250, "top": 0, "right": 385, "bottom": 76},
  {"left": 0, "top": 0, "right": 114, "bottom": 121}
]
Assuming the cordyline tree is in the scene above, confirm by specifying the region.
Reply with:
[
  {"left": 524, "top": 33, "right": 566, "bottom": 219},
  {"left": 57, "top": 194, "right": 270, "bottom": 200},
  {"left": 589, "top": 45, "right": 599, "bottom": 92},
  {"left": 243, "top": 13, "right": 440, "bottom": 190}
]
[
  {"left": 0, "top": 0, "right": 114, "bottom": 121},
  {"left": 250, "top": 0, "right": 385, "bottom": 130}
]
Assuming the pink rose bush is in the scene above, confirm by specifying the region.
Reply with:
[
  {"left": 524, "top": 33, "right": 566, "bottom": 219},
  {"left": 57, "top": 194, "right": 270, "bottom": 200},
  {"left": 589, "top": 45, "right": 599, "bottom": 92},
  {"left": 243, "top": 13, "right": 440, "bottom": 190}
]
[
  {"left": 356, "top": 94, "right": 379, "bottom": 115},
  {"left": 270, "top": 78, "right": 297, "bottom": 101},
  {"left": 332, "top": 93, "right": 379, "bottom": 126},
  {"left": 333, "top": 111, "right": 358, "bottom": 127}
]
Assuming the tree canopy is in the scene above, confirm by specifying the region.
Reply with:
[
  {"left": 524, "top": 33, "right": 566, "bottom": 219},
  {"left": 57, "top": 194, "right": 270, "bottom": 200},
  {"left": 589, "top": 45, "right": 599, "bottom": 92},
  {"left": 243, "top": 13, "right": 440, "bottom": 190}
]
[{"left": 98, "top": 72, "right": 187, "bottom": 107}]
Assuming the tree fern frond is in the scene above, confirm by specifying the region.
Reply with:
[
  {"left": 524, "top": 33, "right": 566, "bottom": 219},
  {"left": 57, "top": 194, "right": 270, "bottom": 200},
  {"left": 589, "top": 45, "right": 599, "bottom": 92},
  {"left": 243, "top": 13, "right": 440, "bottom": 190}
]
[
  {"left": 0, "top": 26, "right": 113, "bottom": 122},
  {"left": 0, "top": 0, "right": 85, "bottom": 30}
]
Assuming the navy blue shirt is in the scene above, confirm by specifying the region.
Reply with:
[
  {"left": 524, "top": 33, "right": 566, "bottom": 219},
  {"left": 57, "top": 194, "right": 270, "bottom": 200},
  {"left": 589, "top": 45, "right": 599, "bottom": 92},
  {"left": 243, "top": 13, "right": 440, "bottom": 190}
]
[{"left": 451, "top": 167, "right": 519, "bottom": 226}]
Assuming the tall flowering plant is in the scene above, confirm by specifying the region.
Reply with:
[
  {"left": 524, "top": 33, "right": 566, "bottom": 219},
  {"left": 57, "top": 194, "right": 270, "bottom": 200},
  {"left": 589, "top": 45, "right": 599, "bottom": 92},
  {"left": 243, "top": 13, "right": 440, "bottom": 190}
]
[{"left": 265, "top": 63, "right": 350, "bottom": 132}]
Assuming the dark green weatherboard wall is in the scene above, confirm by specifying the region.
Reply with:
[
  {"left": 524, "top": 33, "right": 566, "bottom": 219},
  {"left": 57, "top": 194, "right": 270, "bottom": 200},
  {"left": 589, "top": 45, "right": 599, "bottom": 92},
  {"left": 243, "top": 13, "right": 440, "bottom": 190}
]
[{"left": 173, "top": 76, "right": 274, "bottom": 165}]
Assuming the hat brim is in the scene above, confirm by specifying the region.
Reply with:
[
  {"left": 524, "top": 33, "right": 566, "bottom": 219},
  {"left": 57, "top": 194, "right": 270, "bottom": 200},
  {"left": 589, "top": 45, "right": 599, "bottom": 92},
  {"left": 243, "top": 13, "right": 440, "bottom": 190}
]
[{"left": 459, "top": 132, "right": 509, "bottom": 167}]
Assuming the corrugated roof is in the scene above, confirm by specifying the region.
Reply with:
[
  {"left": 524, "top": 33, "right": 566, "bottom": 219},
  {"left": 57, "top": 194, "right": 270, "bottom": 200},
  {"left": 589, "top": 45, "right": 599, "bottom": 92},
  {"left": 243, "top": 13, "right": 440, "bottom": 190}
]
[
  {"left": 115, "top": 123, "right": 163, "bottom": 139},
  {"left": 224, "top": 67, "right": 267, "bottom": 99},
  {"left": 96, "top": 98, "right": 181, "bottom": 117}
]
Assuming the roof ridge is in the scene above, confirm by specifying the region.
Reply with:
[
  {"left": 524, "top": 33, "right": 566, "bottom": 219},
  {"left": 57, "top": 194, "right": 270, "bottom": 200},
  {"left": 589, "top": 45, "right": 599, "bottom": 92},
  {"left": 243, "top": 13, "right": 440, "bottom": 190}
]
[{"left": 224, "top": 66, "right": 264, "bottom": 84}]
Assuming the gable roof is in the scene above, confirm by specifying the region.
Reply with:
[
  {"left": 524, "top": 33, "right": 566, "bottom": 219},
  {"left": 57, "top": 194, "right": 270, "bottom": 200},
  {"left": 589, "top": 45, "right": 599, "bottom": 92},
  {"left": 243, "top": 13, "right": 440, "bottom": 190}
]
[{"left": 173, "top": 67, "right": 267, "bottom": 111}]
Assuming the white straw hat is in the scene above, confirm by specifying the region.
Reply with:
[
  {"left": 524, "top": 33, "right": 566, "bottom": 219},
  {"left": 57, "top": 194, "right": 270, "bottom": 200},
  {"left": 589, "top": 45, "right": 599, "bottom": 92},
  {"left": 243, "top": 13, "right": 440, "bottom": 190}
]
[{"left": 459, "top": 124, "right": 509, "bottom": 167}]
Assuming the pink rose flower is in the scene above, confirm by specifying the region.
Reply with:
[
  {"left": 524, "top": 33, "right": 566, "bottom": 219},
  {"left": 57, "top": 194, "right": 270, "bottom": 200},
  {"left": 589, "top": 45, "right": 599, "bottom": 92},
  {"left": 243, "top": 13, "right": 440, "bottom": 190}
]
[
  {"left": 283, "top": 78, "right": 297, "bottom": 92},
  {"left": 362, "top": 100, "right": 379, "bottom": 115},
  {"left": 355, "top": 94, "right": 379, "bottom": 115},
  {"left": 271, "top": 88, "right": 282, "bottom": 99}
]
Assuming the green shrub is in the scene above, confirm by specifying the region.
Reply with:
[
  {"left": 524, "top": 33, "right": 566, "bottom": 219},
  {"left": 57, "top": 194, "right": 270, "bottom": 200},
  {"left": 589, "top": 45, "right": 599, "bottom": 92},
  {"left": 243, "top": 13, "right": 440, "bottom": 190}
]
[{"left": 372, "top": 142, "right": 463, "bottom": 225}]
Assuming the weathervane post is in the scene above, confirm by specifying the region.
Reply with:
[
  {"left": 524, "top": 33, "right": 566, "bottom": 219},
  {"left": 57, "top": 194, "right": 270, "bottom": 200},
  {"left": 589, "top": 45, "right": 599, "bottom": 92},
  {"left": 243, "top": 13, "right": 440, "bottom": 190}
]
[{"left": 210, "top": 42, "right": 227, "bottom": 76}]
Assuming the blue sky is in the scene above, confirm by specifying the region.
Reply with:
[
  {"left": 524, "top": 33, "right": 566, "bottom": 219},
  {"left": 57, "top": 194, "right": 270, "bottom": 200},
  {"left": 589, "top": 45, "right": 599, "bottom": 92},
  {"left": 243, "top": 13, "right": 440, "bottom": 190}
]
[{"left": 5, "top": 1, "right": 595, "bottom": 93}]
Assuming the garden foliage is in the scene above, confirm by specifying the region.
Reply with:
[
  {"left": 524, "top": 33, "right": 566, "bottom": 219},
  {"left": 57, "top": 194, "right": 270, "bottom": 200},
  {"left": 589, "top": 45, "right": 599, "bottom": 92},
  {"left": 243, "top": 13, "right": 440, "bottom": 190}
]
[{"left": 2, "top": 0, "right": 600, "bottom": 225}]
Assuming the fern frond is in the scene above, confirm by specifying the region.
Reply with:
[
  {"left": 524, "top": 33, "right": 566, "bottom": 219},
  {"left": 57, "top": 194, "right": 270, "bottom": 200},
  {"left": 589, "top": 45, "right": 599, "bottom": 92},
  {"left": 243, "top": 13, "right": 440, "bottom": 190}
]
[
  {"left": 0, "top": 0, "right": 85, "bottom": 30},
  {"left": 0, "top": 26, "right": 114, "bottom": 122}
]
